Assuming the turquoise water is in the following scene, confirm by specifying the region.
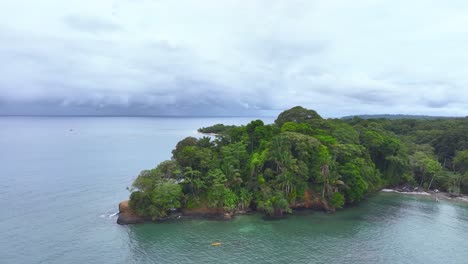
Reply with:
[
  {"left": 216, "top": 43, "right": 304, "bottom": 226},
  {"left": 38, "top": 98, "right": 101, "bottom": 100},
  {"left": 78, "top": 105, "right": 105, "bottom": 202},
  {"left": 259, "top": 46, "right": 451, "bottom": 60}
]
[{"left": 1, "top": 117, "right": 467, "bottom": 264}]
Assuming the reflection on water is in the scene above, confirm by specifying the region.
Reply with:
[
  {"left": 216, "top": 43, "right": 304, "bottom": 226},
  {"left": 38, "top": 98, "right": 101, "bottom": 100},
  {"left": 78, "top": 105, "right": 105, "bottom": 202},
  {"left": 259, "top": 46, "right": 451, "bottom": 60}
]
[{"left": 125, "top": 193, "right": 468, "bottom": 264}]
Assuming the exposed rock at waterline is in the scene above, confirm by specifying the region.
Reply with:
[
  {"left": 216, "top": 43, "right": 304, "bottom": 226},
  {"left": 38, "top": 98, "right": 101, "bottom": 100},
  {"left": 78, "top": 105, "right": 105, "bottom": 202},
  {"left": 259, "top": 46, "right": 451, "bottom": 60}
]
[
  {"left": 117, "top": 200, "right": 148, "bottom": 225},
  {"left": 117, "top": 201, "right": 233, "bottom": 225},
  {"left": 181, "top": 207, "right": 233, "bottom": 220}
]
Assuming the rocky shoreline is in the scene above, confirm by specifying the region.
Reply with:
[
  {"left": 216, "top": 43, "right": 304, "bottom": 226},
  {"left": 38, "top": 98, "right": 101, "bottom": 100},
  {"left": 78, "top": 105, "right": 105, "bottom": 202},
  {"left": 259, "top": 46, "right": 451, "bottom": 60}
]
[
  {"left": 381, "top": 188, "right": 468, "bottom": 203},
  {"left": 116, "top": 197, "right": 333, "bottom": 225},
  {"left": 117, "top": 200, "right": 234, "bottom": 225},
  {"left": 117, "top": 201, "right": 149, "bottom": 225},
  {"left": 117, "top": 188, "right": 468, "bottom": 225}
]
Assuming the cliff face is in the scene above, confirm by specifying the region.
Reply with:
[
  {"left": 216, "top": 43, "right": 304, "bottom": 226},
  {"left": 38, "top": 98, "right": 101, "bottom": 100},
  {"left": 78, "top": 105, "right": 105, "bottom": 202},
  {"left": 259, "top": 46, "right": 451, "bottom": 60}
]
[{"left": 117, "top": 200, "right": 148, "bottom": 225}]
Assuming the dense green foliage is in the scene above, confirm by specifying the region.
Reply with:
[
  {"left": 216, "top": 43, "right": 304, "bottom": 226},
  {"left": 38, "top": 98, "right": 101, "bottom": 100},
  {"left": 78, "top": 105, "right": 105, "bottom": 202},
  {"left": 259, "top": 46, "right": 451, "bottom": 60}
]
[
  {"left": 342, "top": 114, "right": 463, "bottom": 120},
  {"left": 128, "top": 107, "right": 468, "bottom": 218},
  {"left": 346, "top": 116, "right": 468, "bottom": 194},
  {"left": 275, "top": 106, "right": 322, "bottom": 127},
  {"left": 198, "top": 124, "right": 236, "bottom": 134}
]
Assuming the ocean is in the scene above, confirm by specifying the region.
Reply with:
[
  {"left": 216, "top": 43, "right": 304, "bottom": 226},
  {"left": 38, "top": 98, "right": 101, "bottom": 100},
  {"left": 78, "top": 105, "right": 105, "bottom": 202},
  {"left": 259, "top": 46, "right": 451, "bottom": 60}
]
[{"left": 1, "top": 116, "right": 467, "bottom": 264}]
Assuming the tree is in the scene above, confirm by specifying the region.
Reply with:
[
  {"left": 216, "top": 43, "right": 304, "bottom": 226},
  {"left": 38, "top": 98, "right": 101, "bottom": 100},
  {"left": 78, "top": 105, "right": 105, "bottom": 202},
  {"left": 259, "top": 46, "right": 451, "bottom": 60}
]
[
  {"left": 339, "top": 162, "right": 368, "bottom": 203},
  {"left": 330, "top": 121, "right": 359, "bottom": 144},
  {"left": 280, "top": 122, "right": 312, "bottom": 135},
  {"left": 275, "top": 106, "right": 322, "bottom": 127},
  {"left": 432, "top": 128, "right": 468, "bottom": 167},
  {"left": 246, "top": 120, "right": 271, "bottom": 152},
  {"left": 330, "top": 192, "right": 345, "bottom": 208},
  {"left": 221, "top": 142, "right": 248, "bottom": 188},
  {"left": 150, "top": 182, "right": 182, "bottom": 217},
  {"left": 410, "top": 151, "right": 442, "bottom": 189},
  {"left": 249, "top": 149, "right": 267, "bottom": 182},
  {"left": 256, "top": 187, "right": 291, "bottom": 217},
  {"left": 131, "top": 160, "right": 182, "bottom": 192},
  {"left": 182, "top": 167, "right": 203, "bottom": 198},
  {"left": 197, "top": 136, "right": 214, "bottom": 148},
  {"left": 129, "top": 180, "right": 182, "bottom": 219},
  {"left": 425, "top": 158, "right": 442, "bottom": 190},
  {"left": 268, "top": 132, "right": 322, "bottom": 199},
  {"left": 198, "top": 124, "right": 235, "bottom": 134},
  {"left": 317, "top": 145, "right": 334, "bottom": 199},
  {"left": 176, "top": 146, "right": 215, "bottom": 173},
  {"left": 172, "top": 137, "right": 198, "bottom": 159},
  {"left": 358, "top": 125, "right": 409, "bottom": 184},
  {"left": 453, "top": 150, "right": 468, "bottom": 173},
  {"left": 237, "top": 188, "right": 252, "bottom": 211},
  {"left": 453, "top": 150, "right": 468, "bottom": 195}
]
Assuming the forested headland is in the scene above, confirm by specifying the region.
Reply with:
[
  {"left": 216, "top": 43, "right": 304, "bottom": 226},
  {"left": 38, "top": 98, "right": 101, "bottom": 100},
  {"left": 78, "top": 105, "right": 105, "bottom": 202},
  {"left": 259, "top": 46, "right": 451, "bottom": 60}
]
[{"left": 124, "top": 106, "right": 468, "bottom": 222}]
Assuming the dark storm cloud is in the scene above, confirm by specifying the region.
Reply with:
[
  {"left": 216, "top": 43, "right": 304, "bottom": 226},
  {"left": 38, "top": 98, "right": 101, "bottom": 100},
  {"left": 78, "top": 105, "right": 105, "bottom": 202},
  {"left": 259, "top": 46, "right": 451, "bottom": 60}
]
[{"left": 0, "top": 0, "right": 468, "bottom": 117}]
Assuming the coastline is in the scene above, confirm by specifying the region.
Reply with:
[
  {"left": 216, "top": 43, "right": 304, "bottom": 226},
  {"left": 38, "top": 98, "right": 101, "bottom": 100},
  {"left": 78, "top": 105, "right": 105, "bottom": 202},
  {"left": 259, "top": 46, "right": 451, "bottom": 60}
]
[
  {"left": 117, "top": 200, "right": 234, "bottom": 225},
  {"left": 381, "top": 188, "right": 468, "bottom": 203},
  {"left": 116, "top": 196, "right": 332, "bottom": 225},
  {"left": 118, "top": 190, "right": 468, "bottom": 225}
]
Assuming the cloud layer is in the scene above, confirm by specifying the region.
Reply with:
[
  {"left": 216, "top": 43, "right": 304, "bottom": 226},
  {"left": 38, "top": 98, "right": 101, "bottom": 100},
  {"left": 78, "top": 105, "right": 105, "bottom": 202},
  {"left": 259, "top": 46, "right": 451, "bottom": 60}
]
[{"left": 1, "top": 0, "right": 468, "bottom": 117}]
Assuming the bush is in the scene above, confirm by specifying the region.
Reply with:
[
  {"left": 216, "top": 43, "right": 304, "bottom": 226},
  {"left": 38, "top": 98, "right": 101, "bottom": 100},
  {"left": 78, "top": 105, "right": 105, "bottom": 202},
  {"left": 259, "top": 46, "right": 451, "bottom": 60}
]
[
  {"left": 129, "top": 181, "right": 182, "bottom": 218},
  {"left": 330, "top": 192, "right": 345, "bottom": 209}
]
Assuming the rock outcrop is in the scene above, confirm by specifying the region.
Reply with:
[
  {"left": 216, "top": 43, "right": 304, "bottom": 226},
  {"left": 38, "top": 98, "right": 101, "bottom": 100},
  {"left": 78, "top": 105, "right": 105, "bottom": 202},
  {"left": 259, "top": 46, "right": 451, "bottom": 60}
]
[
  {"left": 181, "top": 207, "right": 232, "bottom": 220},
  {"left": 117, "top": 200, "right": 148, "bottom": 225},
  {"left": 117, "top": 201, "right": 232, "bottom": 225}
]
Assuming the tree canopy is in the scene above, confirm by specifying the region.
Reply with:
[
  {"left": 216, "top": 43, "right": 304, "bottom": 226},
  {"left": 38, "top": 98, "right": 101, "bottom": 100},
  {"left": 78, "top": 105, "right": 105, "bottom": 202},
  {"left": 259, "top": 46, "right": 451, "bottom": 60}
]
[{"left": 127, "top": 107, "right": 468, "bottom": 219}]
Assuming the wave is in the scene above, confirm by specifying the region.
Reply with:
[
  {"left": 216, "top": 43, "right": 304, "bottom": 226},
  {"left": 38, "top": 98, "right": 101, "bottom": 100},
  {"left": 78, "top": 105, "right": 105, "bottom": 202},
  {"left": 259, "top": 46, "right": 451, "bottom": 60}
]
[{"left": 100, "top": 212, "right": 119, "bottom": 218}]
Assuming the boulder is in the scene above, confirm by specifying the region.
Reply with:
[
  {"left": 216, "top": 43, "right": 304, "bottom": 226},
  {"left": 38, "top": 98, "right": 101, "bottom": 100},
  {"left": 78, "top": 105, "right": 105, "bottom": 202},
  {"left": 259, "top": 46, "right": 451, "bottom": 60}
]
[{"left": 223, "top": 212, "right": 233, "bottom": 220}]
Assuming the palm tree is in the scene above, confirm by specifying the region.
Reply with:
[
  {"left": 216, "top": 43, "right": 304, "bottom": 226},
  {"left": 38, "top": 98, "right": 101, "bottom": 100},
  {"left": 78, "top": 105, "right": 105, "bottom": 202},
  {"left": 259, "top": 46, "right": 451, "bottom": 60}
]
[
  {"left": 197, "top": 136, "right": 213, "bottom": 148},
  {"left": 321, "top": 160, "right": 344, "bottom": 199},
  {"left": 278, "top": 172, "right": 294, "bottom": 195}
]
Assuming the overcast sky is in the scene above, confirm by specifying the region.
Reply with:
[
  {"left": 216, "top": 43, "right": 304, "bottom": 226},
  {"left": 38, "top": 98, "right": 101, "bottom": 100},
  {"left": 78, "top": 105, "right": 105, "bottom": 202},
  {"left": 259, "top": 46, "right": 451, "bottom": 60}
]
[{"left": 1, "top": 0, "right": 468, "bottom": 117}]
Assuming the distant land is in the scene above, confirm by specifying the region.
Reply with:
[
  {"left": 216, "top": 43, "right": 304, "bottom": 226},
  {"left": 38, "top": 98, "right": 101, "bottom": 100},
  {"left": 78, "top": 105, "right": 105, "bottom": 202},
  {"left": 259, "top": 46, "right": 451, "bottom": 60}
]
[{"left": 341, "top": 114, "right": 467, "bottom": 120}]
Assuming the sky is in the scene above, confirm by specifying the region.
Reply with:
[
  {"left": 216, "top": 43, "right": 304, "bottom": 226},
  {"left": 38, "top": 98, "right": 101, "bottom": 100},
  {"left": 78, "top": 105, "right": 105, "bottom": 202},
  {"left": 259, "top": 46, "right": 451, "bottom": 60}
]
[{"left": 1, "top": 0, "right": 468, "bottom": 117}]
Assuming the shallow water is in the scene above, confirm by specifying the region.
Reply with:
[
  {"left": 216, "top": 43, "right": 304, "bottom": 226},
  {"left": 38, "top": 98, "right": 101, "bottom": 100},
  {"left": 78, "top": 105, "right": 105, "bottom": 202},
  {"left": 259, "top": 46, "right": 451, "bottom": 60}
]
[
  {"left": 127, "top": 193, "right": 468, "bottom": 264},
  {"left": 1, "top": 117, "right": 467, "bottom": 264}
]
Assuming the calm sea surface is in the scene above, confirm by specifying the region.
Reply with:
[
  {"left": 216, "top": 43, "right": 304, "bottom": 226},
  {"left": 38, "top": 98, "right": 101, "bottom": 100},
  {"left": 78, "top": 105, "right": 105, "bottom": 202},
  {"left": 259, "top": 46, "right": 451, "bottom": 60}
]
[{"left": 0, "top": 116, "right": 467, "bottom": 264}]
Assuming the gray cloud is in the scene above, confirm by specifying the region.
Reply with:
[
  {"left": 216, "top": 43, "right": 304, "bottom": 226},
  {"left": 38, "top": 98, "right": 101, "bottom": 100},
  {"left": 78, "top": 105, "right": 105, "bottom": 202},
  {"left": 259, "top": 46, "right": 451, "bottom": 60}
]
[
  {"left": 346, "top": 90, "right": 396, "bottom": 104},
  {"left": 0, "top": 0, "right": 468, "bottom": 117},
  {"left": 425, "top": 100, "right": 451, "bottom": 109},
  {"left": 63, "top": 15, "right": 122, "bottom": 33}
]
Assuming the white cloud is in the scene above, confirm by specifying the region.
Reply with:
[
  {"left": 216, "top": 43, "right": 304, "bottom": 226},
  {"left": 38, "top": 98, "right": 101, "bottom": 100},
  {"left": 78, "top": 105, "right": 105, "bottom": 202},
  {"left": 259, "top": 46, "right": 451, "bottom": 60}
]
[{"left": 0, "top": 0, "right": 467, "bottom": 116}]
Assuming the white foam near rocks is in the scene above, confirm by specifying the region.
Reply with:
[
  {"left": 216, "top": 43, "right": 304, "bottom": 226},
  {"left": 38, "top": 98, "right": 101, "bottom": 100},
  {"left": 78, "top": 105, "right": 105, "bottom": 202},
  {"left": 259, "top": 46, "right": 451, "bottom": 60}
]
[
  {"left": 399, "top": 191, "right": 431, "bottom": 196},
  {"left": 99, "top": 212, "right": 119, "bottom": 218},
  {"left": 380, "top": 189, "right": 430, "bottom": 195}
]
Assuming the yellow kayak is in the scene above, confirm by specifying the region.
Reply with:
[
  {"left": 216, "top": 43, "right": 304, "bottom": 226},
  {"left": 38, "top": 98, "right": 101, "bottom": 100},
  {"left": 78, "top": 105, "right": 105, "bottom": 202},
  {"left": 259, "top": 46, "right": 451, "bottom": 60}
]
[{"left": 211, "top": 242, "right": 222, "bottom": 246}]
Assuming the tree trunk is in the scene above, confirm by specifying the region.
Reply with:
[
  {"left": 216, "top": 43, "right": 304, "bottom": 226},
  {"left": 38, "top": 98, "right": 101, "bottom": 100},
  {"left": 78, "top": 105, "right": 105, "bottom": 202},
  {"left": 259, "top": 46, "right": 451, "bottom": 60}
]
[
  {"left": 419, "top": 170, "right": 425, "bottom": 187},
  {"left": 428, "top": 175, "right": 434, "bottom": 190}
]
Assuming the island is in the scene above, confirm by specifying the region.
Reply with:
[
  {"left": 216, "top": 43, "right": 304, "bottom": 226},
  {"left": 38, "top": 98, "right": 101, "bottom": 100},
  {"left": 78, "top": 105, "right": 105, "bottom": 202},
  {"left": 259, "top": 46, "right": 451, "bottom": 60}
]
[{"left": 117, "top": 106, "right": 468, "bottom": 224}]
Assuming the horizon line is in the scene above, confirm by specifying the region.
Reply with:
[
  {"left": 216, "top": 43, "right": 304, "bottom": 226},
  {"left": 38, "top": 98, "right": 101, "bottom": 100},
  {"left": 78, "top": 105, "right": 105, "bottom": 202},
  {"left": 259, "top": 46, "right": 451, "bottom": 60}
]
[{"left": 0, "top": 114, "right": 278, "bottom": 118}]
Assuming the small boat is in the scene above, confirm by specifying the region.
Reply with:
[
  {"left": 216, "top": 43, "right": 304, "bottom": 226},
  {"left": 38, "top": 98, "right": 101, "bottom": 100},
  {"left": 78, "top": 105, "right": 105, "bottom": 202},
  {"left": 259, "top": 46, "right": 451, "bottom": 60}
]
[{"left": 211, "top": 242, "right": 222, "bottom": 246}]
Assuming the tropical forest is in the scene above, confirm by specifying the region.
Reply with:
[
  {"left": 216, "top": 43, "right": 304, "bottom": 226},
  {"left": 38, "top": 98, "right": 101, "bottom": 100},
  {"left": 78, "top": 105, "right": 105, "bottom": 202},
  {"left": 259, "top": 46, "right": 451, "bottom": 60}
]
[{"left": 128, "top": 106, "right": 468, "bottom": 219}]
